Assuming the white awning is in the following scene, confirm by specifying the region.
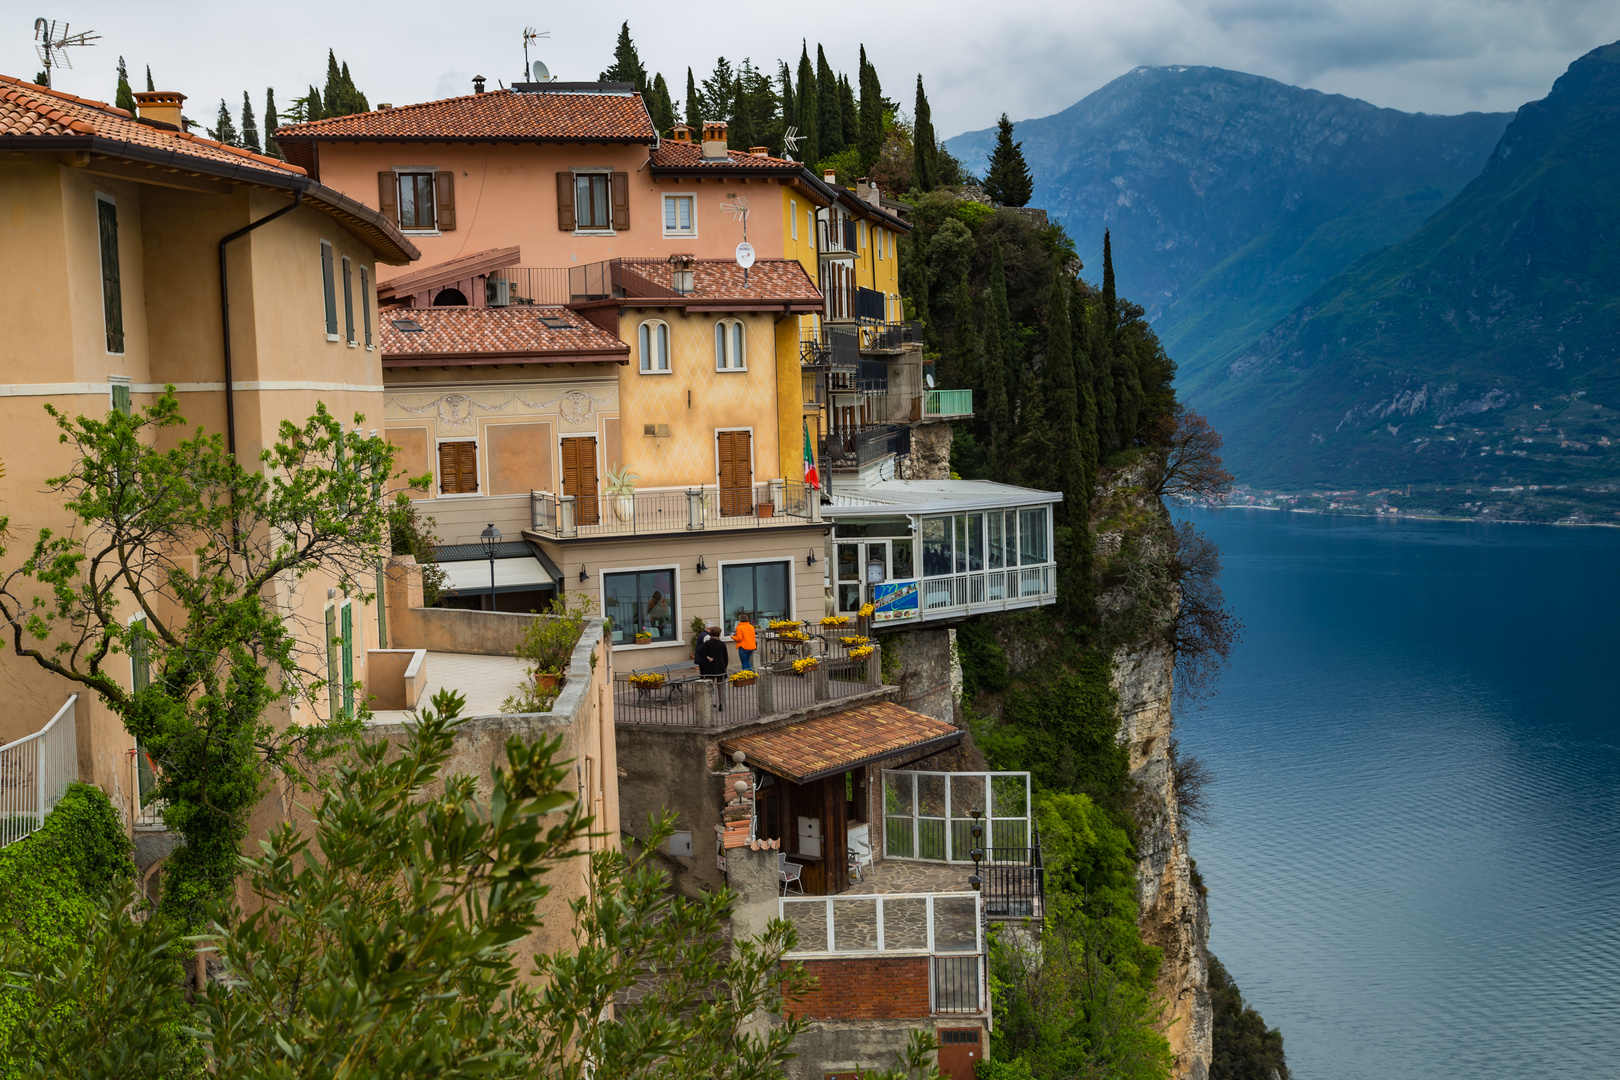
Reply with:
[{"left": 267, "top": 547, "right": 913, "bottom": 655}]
[{"left": 441, "top": 556, "right": 557, "bottom": 596}]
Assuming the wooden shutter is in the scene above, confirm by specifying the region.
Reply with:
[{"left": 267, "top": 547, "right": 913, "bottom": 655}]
[
  {"left": 611, "top": 171, "right": 630, "bottom": 231},
  {"left": 561, "top": 437, "right": 599, "bottom": 525},
  {"left": 717, "top": 431, "right": 753, "bottom": 517},
  {"left": 438, "top": 440, "right": 477, "bottom": 494},
  {"left": 434, "top": 171, "right": 456, "bottom": 230},
  {"left": 556, "top": 172, "right": 576, "bottom": 230},
  {"left": 377, "top": 172, "right": 398, "bottom": 224}
]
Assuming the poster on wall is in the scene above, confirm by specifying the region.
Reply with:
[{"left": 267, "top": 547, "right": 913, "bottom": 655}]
[{"left": 871, "top": 580, "right": 919, "bottom": 622}]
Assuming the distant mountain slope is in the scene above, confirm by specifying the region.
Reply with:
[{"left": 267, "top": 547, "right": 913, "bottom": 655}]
[
  {"left": 946, "top": 67, "right": 1509, "bottom": 380},
  {"left": 1198, "top": 41, "right": 1620, "bottom": 489}
]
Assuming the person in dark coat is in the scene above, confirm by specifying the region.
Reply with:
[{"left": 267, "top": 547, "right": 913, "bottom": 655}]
[{"left": 694, "top": 624, "right": 729, "bottom": 711}]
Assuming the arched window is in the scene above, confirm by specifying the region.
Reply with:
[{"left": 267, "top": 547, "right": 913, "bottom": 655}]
[
  {"left": 433, "top": 287, "right": 468, "bottom": 306},
  {"left": 638, "top": 320, "right": 671, "bottom": 373},
  {"left": 714, "top": 319, "right": 746, "bottom": 370}
]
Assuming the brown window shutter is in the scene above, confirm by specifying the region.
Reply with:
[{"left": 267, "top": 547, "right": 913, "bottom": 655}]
[
  {"left": 434, "top": 171, "right": 456, "bottom": 230},
  {"left": 378, "top": 172, "right": 398, "bottom": 225},
  {"left": 612, "top": 172, "right": 630, "bottom": 231},
  {"left": 458, "top": 441, "right": 478, "bottom": 493},
  {"left": 556, "top": 172, "right": 576, "bottom": 231},
  {"left": 437, "top": 441, "right": 456, "bottom": 494},
  {"left": 438, "top": 441, "right": 478, "bottom": 494}
]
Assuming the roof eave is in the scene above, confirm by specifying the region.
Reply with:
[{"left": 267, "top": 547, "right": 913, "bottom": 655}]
[
  {"left": 381, "top": 349, "right": 629, "bottom": 366},
  {"left": 275, "top": 134, "right": 656, "bottom": 146}
]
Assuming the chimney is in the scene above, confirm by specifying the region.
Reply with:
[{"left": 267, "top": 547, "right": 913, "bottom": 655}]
[
  {"left": 132, "top": 90, "right": 185, "bottom": 130},
  {"left": 701, "top": 120, "right": 729, "bottom": 161},
  {"left": 378, "top": 103, "right": 394, "bottom": 110},
  {"left": 824, "top": 169, "right": 838, "bottom": 185},
  {"left": 472, "top": 75, "right": 486, "bottom": 94},
  {"left": 857, "top": 177, "right": 881, "bottom": 207},
  {"left": 749, "top": 146, "right": 768, "bottom": 157},
  {"left": 669, "top": 123, "right": 693, "bottom": 144}
]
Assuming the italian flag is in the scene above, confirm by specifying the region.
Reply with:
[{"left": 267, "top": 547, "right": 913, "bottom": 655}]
[{"left": 803, "top": 421, "right": 820, "bottom": 490}]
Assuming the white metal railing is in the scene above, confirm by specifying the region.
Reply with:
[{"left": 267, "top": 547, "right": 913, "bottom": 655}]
[
  {"left": 881, "top": 770, "right": 1033, "bottom": 862},
  {"left": 0, "top": 695, "right": 79, "bottom": 848},
  {"left": 531, "top": 479, "right": 820, "bottom": 538},
  {"left": 780, "top": 891, "right": 982, "bottom": 956},
  {"left": 919, "top": 565, "right": 1055, "bottom": 613}
]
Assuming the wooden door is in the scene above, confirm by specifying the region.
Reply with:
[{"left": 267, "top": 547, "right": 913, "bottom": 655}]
[
  {"left": 937, "top": 1028, "right": 983, "bottom": 1079},
  {"left": 717, "top": 430, "right": 753, "bottom": 518},
  {"left": 821, "top": 773, "right": 850, "bottom": 895},
  {"left": 560, "top": 437, "right": 599, "bottom": 526}
]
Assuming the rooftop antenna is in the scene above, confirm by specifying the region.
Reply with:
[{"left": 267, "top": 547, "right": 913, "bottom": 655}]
[
  {"left": 522, "top": 27, "right": 550, "bottom": 82},
  {"left": 33, "top": 18, "right": 100, "bottom": 89},
  {"left": 782, "top": 125, "right": 802, "bottom": 161},
  {"left": 722, "top": 197, "right": 753, "bottom": 288}
]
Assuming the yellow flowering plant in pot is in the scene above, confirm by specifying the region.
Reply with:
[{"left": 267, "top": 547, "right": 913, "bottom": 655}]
[
  {"left": 791, "top": 656, "right": 819, "bottom": 676},
  {"left": 729, "top": 669, "right": 759, "bottom": 685}
]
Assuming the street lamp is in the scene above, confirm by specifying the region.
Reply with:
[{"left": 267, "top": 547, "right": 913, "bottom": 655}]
[{"left": 480, "top": 523, "right": 501, "bottom": 612}]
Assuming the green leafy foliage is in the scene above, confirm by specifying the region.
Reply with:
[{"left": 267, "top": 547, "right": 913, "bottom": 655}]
[
  {"left": 1209, "top": 953, "right": 1292, "bottom": 1080},
  {"left": 387, "top": 494, "right": 447, "bottom": 605}
]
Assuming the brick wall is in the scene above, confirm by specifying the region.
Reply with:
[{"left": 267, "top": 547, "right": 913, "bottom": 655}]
[{"left": 785, "top": 956, "right": 931, "bottom": 1019}]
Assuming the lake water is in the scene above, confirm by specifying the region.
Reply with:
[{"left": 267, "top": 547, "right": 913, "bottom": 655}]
[{"left": 1174, "top": 508, "right": 1620, "bottom": 1080}]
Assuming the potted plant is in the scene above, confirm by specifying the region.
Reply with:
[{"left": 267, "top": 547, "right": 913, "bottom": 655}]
[
  {"left": 605, "top": 464, "right": 640, "bottom": 523},
  {"left": 516, "top": 592, "right": 592, "bottom": 693},
  {"left": 791, "top": 656, "right": 820, "bottom": 677},
  {"left": 729, "top": 669, "right": 759, "bottom": 685},
  {"left": 634, "top": 630, "right": 653, "bottom": 645},
  {"left": 758, "top": 501, "right": 774, "bottom": 519}
]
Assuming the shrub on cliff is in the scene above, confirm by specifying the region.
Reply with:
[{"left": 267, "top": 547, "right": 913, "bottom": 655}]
[{"left": 1209, "top": 952, "right": 1291, "bottom": 1080}]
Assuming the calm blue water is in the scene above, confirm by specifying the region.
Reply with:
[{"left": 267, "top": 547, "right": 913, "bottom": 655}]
[{"left": 1175, "top": 508, "right": 1620, "bottom": 1080}]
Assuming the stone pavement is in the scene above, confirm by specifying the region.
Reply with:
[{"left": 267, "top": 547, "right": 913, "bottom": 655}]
[{"left": 368, "top": 651, "right": 528, "bottom": 724}]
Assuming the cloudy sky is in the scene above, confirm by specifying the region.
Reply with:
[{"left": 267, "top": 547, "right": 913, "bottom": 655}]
[{"left": 11, "top": 1, "right": 1619, "bottom": 138}]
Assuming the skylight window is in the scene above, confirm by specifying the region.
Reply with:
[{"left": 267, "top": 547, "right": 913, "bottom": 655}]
[
  {"left": 539, "top": 316, "right": 572, "bottom": 330},
  {"left": 391, "top": 318, "right": 424, "bottom": 332}
]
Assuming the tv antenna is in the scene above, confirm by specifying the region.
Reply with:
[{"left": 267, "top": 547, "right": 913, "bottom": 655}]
[
  {"left": 522, "top": 27, "right": 550, "bottom": 81},
  {"left": 782, "top": 125, "right": 802, "bottom": 160},
  {"left": 33, "top": 18, "right": 100, "bottom": 88},
  {"left": 722, "top": 197, "right": 754, "bottom": 288}
]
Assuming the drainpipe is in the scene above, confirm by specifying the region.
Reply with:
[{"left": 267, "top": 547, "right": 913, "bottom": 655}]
[{"left": 219, "top": 189, "right": 305, "bottom": 455}]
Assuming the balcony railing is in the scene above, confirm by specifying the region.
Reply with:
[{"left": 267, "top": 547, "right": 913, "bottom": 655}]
[
  {"left": 982, "top": 844, "right": 1046, "bottom": 921},
  {"left": 924, "top": 389, "right": 973, "bottom": 418},
  {"left": 0, "top": 695, "right": 78, "bottom": 849},
  {"left": 486, "top": 268, "right": 571, "bottom": 306},
  {"left": 818, "top": 425, "right": 910, "bottom": 472},
  {"left": 856, "top": 286, "right": 885, "bottom": 323},
  {"left": 530, "top": 480, "right": 818, "bottom": 538},
  {"left": 613, "top": 648, "right": 881, "bottom": 729}
]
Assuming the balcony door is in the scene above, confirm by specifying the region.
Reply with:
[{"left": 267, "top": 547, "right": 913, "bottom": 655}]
[
  {"left": 560, "top": 436, "right": 599, "bottom": 526},
  {"left": 716, "top": 430, "right": 753, "bottom": 518}
]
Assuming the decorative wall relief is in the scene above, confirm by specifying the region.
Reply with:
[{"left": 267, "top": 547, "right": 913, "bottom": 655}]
[
  {"left": 386, "top": 384, "right": 617, "bottom": 432},
  {"left": 559, "top": 390, "right": 596, "bottom": 425}
]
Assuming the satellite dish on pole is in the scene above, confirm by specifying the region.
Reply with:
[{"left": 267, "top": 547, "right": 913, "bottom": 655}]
[
  {"left": 735, "top": 242, "right": 756, "bottom": 269},
  {"left": 926, "top": 373, "right": 935, "bottom": 389},
  {"left": 532, "top": 60, "right": 551, "bottom": 82}
]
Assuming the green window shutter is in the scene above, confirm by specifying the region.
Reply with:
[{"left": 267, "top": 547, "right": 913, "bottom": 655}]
[
  {"left": 340, "top": 603, "right": 354, "bottom": 718},
  {"left": 130, "top": 615, "right": 149, "bottom": 691},
  {"left": 361, "top": 266, "right": 373, "bottom": 348},
  {"left": 111, "top": 381, "right": 131, "bottom": 415},
  {"left": 325, "top": 605, "right": 340, "bottom": 716},
  {"left": 321, "top": 241, "right": 338, "bottom": 337},
  {"left": 342, "top": 256, "right": 355, "bottom": 344},
  {"left": 98, "top": 199, "right": 124, "bottom": 353}
]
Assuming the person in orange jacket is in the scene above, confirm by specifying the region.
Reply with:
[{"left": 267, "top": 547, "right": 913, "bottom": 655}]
[{"left": 733, "top": 613, "right": 757, "bottom": 670}]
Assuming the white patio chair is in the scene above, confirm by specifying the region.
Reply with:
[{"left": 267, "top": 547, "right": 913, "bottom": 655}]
[{"left": 779, "top": 853, "right": 804, "bottom": 895}]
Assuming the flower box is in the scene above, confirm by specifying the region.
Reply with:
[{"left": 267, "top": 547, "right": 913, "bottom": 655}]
[{"left": 728, "top": 670, "right": 759, "bottom": 685}]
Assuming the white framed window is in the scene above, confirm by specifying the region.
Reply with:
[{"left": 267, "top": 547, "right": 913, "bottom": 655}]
[
  {"left": 859, "top": 221, "right": 867, "bottom": 249},
  {"left": 602, "top": 565, "right": 679, "bottom": 646},
  {"left": 638, "top": 319, "right": 671, "bottom": 373},
  {"left": 397, "top": 170, "right": 437, "bottom": 231},
  {"left": 663, "top": 193, "right": 696, "bottom": 237},
  {"left": 714, "top": 319, "right": 746, "bottom": 371},
  {"left": 790, "top": 199, "right": 798, "bottom": 241},
  {"left": 876, "top": 227, "right": 884, "bottom": 261}
]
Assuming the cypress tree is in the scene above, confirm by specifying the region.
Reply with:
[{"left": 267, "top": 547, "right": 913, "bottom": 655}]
[
  {"left": 305, "top": 86, "right": 324, "bottom": 123},
  {"left": 983, "top": 113, "right": 1034, "bottom": 207},
  {"left": 700, "top": 58, "right": 736, "bottom": 127},
  {"left": 1100, "top": 231, "right": 1142, "bottom": 447},
  {"left": 947, "top": 277, "right": 979, "bottom": 392},
  {"left": 684, "top": 68, "right": 702, "bottom": 127},
  {"left": 324, "top": 51, "right": 343, "bottom": 114},
  {"left": 264, "top": 89, "right": 282, "bottom": 158},
  {"left": 1073, "top": 284, "right": 1100, "bottom": 503},
  {"left": 912, "top": 76, "right": 938, "bottom": 192},
  {"left": 209, "top": 99, "right": 239, "bottom": 146},
  {"left": 1043, "top": 271, "right": 1083, "bottom": 518},
  {"left": 778, "top": 62, "right": 795, "bottom": 153},
  {"left": 795, "top": 44, "right": 818, "bottom": 167},
  {"left": 145, "top": 65, "right": 154, "bottom": 92},
  {"left": 1090, "top": 302, "right": 1117, "bottom": 455},
  {"left": 240, "top": 90, "right": 261, "bottom": 153},
  {"left": 648, "top": 72, "right": 676, "bottom": 135},
  {"left": 983, "top": 242, "right": 1014, "bottom": 474},
  {"left": 839, "top": 75, "right": 859, "bottom": 154},
  {"left": 1012, "top": 348, "right": 1052, "bottom": 490},
  {"left": 115, "top": 57, "right": 136, "bottom": 113},
  {"left": 599, "top": 21, "right": 648, "bottom": 92},
  {"left": 857, "top": 46, "right": 883, "bottom": 175},
  {"left": 815, "top": 46, "right": 843, "bottom": 158}
]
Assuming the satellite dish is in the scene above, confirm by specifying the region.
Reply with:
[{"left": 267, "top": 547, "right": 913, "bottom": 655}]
[
  {"left": 532, "top": 60, "right": 551, "bottom": 82},
  {"left": 735, "top": 242, "right": 756, "bottom": 269},
  {"left": 926, "top": 373, "right": 935, "bottom": 389}
]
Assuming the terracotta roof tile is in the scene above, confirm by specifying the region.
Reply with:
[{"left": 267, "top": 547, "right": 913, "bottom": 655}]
[
  {"left": 0, "top": 73, "right": 305, "bottom": 175},
  {"left": 720, "top": 701, "right": 963, "bottom": 784},
  {"left": 603, "top": 258, "right": 823, "bottom": 305},
  {"left": 273, "top": 89, "right": 656, "bottom": 143},
  {"left": 649, "top": 142, "right": 803, "bottom": 171},
  {"left": 378, "top": 305, "right": 629, "bottom": 365}
]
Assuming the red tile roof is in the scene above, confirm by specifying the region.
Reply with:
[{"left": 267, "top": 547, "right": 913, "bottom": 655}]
[
  {"left": 378, "top": 305, "right": 630, "bottom": 366},
  {"left": 719, "top": 701, "right": 963, "bottom": 784},
  {"left": 591, "top": 258, "right": 823, "bottom": 310},
  {"left": 649, "top": 142, "right": 803, "bottom": 172},
  {"left": 273, "top": 89, "right": 656, "bottom": 145},
  {"left": 0, "top": 73, "right": 418, "bottom": 264}
]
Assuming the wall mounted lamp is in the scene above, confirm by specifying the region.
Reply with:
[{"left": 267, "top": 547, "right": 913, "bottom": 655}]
[
  {"left": 578, "top": 564, "right": 590, "bottom": 582},
  {"left": 696, "top": 555, "right": 708, "bottom": 574},
  {"left": 806, "top": 548, "right": 818, "bottom": 566}
]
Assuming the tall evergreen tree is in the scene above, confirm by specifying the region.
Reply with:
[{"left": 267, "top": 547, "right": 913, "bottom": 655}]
[
  {"left": 1043, "top": 272, "right": 1083, "bottom": 518},
  {"left": 795, "top": 44, "right": 818, "bottom": 166},
  {"left": 1090, "top": 302, "right": 1117, "bottom": 454},
  {"left": 1012, "top": 348, "right": 1052, "bottom": 490},
  {"left": 778, "top": 62, "right": 795, "bottom": 150},
  {"left": 1099, "top": 230, "right": 1142, "bottom": 447},
  {"left": 946, "top": 277, "right": 979, "bottom": 392},
  {"left": 208, "top": 99, "right": 239, "bottom": 146},
  {"left": 264, "top": 88, "right": 282, "bottom": 159},
  {"left": 983, "top": 113, "right": 1034, "bottom": 207},
  {"left": 731, "top": 60, "right": 781, "bottom": 153},
  {"left": 1102, "top": 230, "right": 1118, "bottom": 344},
  {"left": 145, "top": 65, "right": 154, "bottom": 92},
  {"left": 857, "top": 47, "right": 883, "bottom": 175},
  {"left": 838, "top": 74, "right": 859, "bottom": 154},
  {"left": 983, "top": 242, "right": 1014, "bottom": 474},
  {"left": 912, "top": 76, "right": 938, "bottom": 192},
  {"left": 648, "top": 72, "right": 675, "bottom": 135},
  {"left": 815, "top": 46, "right": 843, "bottom": 158},
  {"left": 240, "top": 90, "right": 261, "bottom": 153},
  {"left": 684, "top": 68, "right": 702, "bottom": 127},
  {"left": 599, "top": 21, "right": 648, "bottom": 92},
  {"left": 700, "top": 57, "right": 736, "bottom": 127},
  {"left": 1073, "top": 285, "right": 1100, "bottom": 503},
  {"left": 320, "top": 52, "right": 368, "bottom": 118},
  {"left": 114, "top": 57, "right": 136, "bottom": 114}
]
